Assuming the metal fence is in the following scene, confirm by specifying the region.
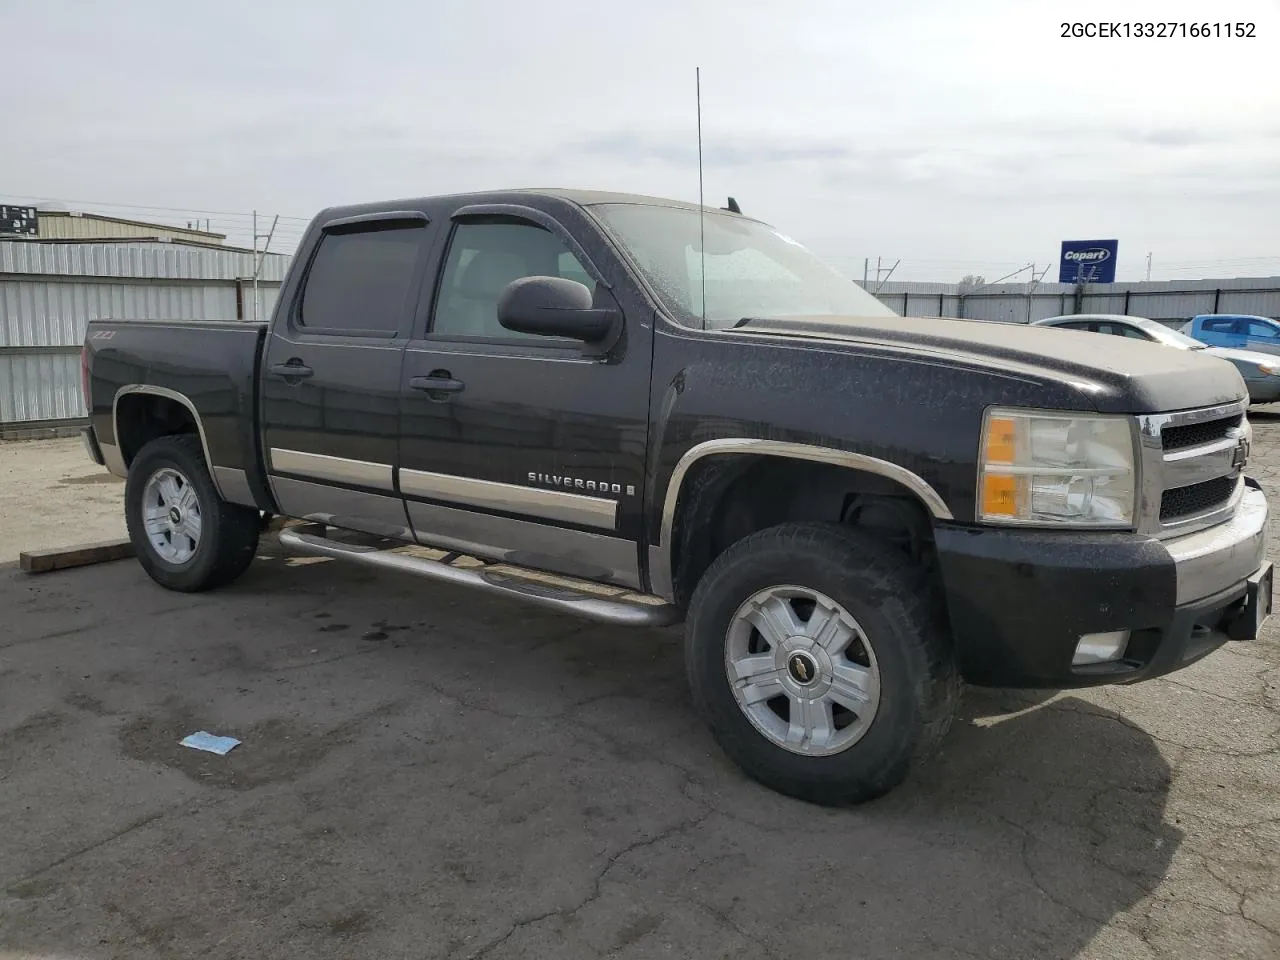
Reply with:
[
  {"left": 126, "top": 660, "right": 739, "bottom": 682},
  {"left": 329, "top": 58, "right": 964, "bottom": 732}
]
[
  {"left": 0, "top": 240, "right": 287, "bottom": 431},
  {"left": 863, "top": 276, "right": 1280, "bottom": 327},
  {"left": 7, "top": 242, "right": 1279, "bottom": 433}
]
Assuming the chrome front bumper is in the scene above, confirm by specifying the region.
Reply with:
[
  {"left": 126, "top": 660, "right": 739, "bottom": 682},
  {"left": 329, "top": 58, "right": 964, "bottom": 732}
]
[{"left": 1166, "top": 483, "right": 1269, "bottom": 604}]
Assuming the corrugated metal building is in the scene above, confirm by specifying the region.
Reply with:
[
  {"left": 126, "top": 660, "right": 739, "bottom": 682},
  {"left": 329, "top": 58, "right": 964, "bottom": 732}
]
[
  {"left": 36, "top": 210, "right": 226, "bottom": 245},
  {"left": 1, "top": 238, "right": 289, "bottom": 435}
]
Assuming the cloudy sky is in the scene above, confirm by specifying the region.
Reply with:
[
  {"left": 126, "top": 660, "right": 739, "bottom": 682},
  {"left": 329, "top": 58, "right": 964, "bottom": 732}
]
[{"left": 3, "top": 0, "right": 1279, "bottom": 281}]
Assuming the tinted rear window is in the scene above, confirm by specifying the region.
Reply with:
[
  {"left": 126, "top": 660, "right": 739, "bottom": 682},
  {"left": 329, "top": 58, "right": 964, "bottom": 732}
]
[{"left": 300, "top": 223, "right": 427, "bottom": 334}]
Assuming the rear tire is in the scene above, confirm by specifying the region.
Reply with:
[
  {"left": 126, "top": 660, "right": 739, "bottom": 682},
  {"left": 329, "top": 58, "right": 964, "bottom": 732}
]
[
  {"left": 124, "top": 435, "right": 260, "bottom": 592},
  {"left": 685, "top": 522, "right": 959, "bottom": 805}
]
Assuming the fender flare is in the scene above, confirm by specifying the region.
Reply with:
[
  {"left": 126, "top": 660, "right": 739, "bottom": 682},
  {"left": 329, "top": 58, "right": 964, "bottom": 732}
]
[
  {"left": 648, "top": 438, "right": 954, "bottom": 600},
  {"left": 110, "top": 384, "right": 227, "bottom": 500}
]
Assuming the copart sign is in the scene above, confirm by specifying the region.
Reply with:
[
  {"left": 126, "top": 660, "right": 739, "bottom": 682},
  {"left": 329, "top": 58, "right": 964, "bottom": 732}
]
[{"left": 1059, "top": 239, "right": 1119, "bottom": 283}]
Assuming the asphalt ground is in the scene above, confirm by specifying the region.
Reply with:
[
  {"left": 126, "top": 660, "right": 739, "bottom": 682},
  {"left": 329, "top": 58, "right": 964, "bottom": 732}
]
[{"left": 2, "top": 419, "right": 1279, "bottom": 959}]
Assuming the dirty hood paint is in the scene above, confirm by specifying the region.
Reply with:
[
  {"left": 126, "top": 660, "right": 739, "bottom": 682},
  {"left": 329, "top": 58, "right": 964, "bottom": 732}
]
[{"left": 735, "top": 315, "right": 1248, "bottom": 414}]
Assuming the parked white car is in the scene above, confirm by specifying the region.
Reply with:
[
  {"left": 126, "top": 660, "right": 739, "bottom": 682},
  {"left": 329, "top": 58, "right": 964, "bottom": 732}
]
[{"left": 1032, "top": 313, "right": 1280, "bottom": 404}]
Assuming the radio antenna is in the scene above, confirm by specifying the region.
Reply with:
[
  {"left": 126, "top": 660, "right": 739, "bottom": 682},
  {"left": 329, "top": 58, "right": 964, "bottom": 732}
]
[{"left": 696, "top": 66, "right": 707, "bottom": 328}]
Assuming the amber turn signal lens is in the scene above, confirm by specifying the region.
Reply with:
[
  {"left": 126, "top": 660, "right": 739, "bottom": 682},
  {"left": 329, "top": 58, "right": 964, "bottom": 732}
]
[
  {"left": 982, "top": 474, "right": 1019, "bottom": 517},
  {"left": 984, "top": 416, "right": 1016, "bottom": 464}
]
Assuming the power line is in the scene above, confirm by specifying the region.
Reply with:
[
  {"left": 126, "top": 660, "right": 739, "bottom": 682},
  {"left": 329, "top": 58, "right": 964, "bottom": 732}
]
[
  {"left": 1156, "top": 258, "right": 1280, "bottom": 268},
  {"left": 824, "top": 254, "right": 1029, "bottom": 267},
  {"left": 0, "top": 192, "right": 311, "bottom": 223}
]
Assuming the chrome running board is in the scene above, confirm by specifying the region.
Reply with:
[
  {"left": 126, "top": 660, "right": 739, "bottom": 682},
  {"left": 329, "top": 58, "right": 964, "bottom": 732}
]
[{"left": 278, "top": 523, "right": 682, "bottom": 628}]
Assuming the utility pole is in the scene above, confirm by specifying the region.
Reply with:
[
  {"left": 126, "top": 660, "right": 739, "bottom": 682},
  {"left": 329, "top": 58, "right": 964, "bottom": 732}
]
[
  {"left": 1026, "top": 262, "right": 1052, "bottom": 323},
  {"left": 872, "top": 258, "right": 901, "bottom": 294},
  {"left": 863, "top": 257, "right": 869, "bottom": 286},
  {"left": 1026, "top": 262, "right": 1035, "bottom": 323},
  {"left": 1073, "top": 263, "right": 1097, "bottom": 314},
  {"left": 253, "top": 212, "right": 278, "bottom": 324},
  {"left": 1145, "top": 252, "right": 1152, "bottom": 281}
]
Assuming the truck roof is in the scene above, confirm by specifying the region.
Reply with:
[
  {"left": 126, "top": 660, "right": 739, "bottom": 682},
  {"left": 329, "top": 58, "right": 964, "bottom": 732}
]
[{"left": 312, "top": 188, "right": 761, "bottom": 226}]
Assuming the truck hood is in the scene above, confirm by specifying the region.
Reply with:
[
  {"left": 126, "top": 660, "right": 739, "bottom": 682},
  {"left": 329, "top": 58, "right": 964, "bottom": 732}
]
[{"left": 734, "top": 315, "right": 1247, "bottom": 414}]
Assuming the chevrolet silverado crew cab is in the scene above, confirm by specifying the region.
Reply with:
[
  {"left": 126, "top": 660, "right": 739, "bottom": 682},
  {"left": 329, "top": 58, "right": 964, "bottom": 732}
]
[{"left": 81, "top": 189, "right": 1272, "bottom": 805}]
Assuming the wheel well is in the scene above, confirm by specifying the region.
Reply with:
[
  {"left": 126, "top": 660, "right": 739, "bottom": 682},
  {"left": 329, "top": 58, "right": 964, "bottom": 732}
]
[
  {"left": 115, "top": 393, "right": 201, "bottom": 468},
  {"left": 669, "top": 455, "right": 939, "bottom": 607}
]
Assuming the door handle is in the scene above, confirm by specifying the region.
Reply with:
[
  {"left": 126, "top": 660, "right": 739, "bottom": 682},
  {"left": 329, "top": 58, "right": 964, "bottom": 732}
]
[
  {"left": 410, "top": 374, "right": 465, "bottom": 399},
  {"left": 269, "top": 360, "right": 314, "bottom": 380}
]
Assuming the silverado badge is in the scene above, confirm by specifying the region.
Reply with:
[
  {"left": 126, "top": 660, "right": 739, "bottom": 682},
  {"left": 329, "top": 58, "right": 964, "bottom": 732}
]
[{"left": 528, "top": 472, "right": 635, "bottom": 497}]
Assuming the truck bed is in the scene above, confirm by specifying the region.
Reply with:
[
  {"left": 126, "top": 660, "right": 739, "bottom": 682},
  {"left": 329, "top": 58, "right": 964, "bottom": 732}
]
[{"left": 84, "top": 318, "right": 271, "bottom": 509}]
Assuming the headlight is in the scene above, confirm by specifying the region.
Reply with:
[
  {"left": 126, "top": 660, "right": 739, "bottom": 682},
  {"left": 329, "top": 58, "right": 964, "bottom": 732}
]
[
  {"left": 1258, "top": 363, "right": 1280, "bottom": 376},
  {"left": 979, "top": 408, "right": 1136, "bottom": 527}
]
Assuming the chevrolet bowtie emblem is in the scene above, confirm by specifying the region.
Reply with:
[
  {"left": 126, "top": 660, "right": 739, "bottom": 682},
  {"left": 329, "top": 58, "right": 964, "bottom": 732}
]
[
  {"left": 787, "top": 652, "right": 818, "bottom": 685},
  {"left": 1233, "top": 436, "right": 1250, "bottom": 470}
]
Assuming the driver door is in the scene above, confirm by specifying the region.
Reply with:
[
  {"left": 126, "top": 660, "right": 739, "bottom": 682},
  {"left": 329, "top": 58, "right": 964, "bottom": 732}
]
[{"left": 397, "top": 210, "right": 651, "bottom": 588}]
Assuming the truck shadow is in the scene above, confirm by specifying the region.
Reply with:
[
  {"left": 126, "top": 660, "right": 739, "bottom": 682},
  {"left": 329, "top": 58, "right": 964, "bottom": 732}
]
[
  {"left": 221, "top": 554, "right": 1179, "bottom": 958},
  {"left": 899, "top": 686, "right": 1179, "bottom": 931}
]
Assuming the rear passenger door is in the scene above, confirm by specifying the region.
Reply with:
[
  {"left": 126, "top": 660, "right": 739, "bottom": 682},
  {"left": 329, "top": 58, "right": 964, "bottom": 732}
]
[
  {"left": 261, "top": 213, "right": 435, "bottom": 539},
  {"left": 397, "top": 208, "right": 651, "bottom": 588}
]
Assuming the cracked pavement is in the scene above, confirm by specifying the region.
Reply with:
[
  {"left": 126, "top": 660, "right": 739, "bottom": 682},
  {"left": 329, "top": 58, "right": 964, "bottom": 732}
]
[{"left": 2, "top": 422, "right": 1280, "bottom": 959}]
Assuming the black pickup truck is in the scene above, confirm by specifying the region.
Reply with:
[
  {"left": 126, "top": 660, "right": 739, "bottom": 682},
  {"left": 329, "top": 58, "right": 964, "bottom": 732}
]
[{"left": 81, "top": 189, "right": 1272, "bottom": 804}]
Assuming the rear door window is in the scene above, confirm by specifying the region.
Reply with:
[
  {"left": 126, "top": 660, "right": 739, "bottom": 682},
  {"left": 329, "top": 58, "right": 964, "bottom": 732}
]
[
  {"left": 299, "top": 222, "right": 429, "bottom": 336},
  {"left": 1116, "top": 324, "right": 1152, "bottom": 340}
]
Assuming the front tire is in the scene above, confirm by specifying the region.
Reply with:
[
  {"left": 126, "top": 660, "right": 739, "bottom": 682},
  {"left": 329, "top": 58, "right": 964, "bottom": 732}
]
[
  {"left": 685, "top": 522, "right": 959, "bottom": 805},
  {"left": 124, "top": 435, "right": 261, "bottom": 592}
]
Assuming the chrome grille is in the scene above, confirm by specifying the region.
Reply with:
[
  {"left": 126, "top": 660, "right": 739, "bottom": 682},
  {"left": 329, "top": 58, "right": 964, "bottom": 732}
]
[
  {"left": 1160, "top": 476, "right": 1238, "bottom": 522},
  {"left": 1161, "top": 414, "right": 1243, "bottom": 452},
  {"left": 1137, "top": 400, "right": 1250, "bottom": 538}
]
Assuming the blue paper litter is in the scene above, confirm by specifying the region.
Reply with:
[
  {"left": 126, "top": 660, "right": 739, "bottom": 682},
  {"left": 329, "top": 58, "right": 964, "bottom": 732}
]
[{"left": 180, "top": 731, "right": 241, "bottom": 756}]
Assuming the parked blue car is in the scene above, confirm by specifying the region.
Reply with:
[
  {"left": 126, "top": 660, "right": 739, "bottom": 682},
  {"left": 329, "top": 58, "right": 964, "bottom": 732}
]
[{"left": 1181, "top": 314, "right": 1280, "bottom": 357}]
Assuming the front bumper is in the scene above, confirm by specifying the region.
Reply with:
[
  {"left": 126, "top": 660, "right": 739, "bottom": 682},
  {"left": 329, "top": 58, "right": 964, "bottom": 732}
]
[{"left": 934, "top": 481, "right": 1270, "bottom": 688}]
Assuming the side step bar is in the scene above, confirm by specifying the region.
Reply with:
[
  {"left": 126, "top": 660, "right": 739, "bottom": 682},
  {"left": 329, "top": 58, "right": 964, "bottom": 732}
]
[{"left": 277, "top": 523, "right": 683, "bottom": 628}]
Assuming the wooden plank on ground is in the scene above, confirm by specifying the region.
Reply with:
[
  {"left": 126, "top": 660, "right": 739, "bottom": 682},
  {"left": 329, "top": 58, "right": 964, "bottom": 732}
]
[{"left": 20, "top": 538, "right": 135, "bottom": 574}]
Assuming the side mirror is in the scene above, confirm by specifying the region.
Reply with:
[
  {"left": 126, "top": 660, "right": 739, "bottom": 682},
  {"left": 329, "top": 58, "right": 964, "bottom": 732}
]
[{"left": 497, "top": 276, "right": 618, "bottom": 343}]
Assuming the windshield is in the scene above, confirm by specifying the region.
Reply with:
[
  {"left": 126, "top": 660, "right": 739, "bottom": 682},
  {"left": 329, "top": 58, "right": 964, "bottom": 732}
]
[{"left": 589, "top": 203, "right": 897, "bottom": 329}]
